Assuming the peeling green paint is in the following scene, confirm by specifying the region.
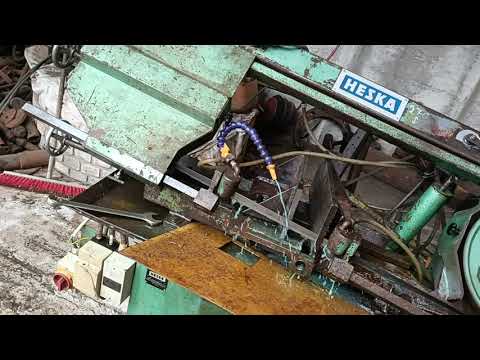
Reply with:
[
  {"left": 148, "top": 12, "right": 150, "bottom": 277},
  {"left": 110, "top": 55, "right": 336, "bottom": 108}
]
[
  {"left": 69, "top": 45, "right": 254, "bottom": 181},
  {"left": 253, "top": 46, "right": 341, "bottom": 88}
]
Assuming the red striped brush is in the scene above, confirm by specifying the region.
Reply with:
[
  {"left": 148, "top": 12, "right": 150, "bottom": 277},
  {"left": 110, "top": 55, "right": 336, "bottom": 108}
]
[{"left": 0, "top": 171, "right": 86, "bottom": 198}]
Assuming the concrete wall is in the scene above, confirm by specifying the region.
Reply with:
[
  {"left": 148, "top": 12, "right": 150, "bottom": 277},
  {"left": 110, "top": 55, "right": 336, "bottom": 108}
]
[{"left": 308, "top": 45, "right": 480, "bottom": 130}]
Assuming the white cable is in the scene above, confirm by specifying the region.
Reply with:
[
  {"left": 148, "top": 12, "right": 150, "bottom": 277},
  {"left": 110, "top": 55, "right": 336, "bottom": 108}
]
[{"left": 69, "top": 218, "right": 89, "bottom": 249}]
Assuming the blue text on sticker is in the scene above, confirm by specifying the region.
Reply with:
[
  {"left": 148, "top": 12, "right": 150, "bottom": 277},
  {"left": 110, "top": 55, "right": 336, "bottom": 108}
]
[{"left": 339, "top": 75, "right": 401, "bottom": 115}]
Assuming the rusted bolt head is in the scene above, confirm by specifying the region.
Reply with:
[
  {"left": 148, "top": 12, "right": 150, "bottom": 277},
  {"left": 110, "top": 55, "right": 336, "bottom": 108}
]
[{"left": 295, "top": 260, "right": 305, "bottom": 272}]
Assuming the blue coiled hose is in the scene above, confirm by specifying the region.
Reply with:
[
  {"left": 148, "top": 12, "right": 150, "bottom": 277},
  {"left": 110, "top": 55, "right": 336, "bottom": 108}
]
[{"left": 216, "top": 121, "right": 273, "bottom": 167}]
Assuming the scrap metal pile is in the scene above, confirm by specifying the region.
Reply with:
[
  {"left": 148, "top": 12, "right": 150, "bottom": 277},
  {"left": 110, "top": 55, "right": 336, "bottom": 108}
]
[
  {"left": 0, "top": 47, "right": 45, "bottom": 171},
  {"left": 21, "top": 45, "right": 480, "bottom": 315}
]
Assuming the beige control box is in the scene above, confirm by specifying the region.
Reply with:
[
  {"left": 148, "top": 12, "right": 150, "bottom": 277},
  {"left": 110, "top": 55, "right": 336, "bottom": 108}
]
[
  {"left": 100, "top": 252, "right": 136, "bottom": 306},
  {"left": 73, "top": 241, "right": 113, "bottom": 299}
]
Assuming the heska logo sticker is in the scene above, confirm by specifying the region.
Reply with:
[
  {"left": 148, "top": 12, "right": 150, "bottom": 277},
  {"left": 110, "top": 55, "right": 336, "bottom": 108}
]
[{"left": 332, "top": 69, "right": 409, "bottom": 121}]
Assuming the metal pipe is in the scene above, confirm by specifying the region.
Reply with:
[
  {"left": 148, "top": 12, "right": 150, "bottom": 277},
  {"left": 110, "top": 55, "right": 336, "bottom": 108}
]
[
  {"left": 0, "top": 150, "right": 49, "bottom": 170},
  {"left": 386, "top": 178, "right": 455, "bottom": 252},
  {"left": 386, "top": 178, "right": 425, "bottom": 217},
  {"left": 47, "top": 67, "right": 67, "bottom": 179}
]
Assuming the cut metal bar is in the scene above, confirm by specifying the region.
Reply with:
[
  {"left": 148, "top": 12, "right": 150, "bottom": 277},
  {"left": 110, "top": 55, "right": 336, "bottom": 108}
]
[
  {"left": 23, "top": 103, "right": 202, "bottom": 199},
  {"left": 231, "top": 192, "right": 318, "bottom": 241},
  {"left": 22, "top": 102, "right": 88, "bottom": 142},
  {"left": 163, "top": 175, "right": 199, "bottom": 199}
]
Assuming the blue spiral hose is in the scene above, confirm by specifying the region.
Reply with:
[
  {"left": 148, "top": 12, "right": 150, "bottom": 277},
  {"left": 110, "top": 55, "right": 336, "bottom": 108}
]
[{"left": 217, "top": 122, "right": 273, "bottom": 167}]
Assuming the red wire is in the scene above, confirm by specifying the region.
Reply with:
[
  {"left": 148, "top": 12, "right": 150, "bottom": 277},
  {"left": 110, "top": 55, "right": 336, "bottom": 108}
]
[{"left": 327, "top": 45, "right": 341, "bottom": 61}]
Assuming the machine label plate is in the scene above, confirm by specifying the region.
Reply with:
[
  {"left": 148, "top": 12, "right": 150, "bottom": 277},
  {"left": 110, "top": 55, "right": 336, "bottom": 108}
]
[
  {"left": 333, "top": 69, "right": 409, "bottom": 121},
  {"left": 145, "top": 269, "right": 168, "bottom": 291}
]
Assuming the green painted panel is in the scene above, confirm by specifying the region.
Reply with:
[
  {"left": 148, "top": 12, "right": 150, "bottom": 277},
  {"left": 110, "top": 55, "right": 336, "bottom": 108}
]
[
  {"left": 69, "top": 61, "right": 212, "bottom": 176},
  {"left": 388, "top": 184, "right": 451, "bottom": 251},
  {"left": 80, "top": 45, "right": 227, "bottom": 125},
  {"left": 68, "top": 45, "right": 254, "bottom": 180},
  {"left": 127, "top": 263, "right": 229, "bottom": 315},
  {"left": 133, "top": 45, "right": 255, "bottom": 97},
  {"left": 253, "top": 46, "right": 341, "bottom": 88},
  {"left": 463, "top": 217, "right": 480, "bottom": 307}
]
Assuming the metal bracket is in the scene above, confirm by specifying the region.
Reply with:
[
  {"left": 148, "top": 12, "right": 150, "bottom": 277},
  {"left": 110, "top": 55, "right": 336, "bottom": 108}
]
[
  {"left": 457, "top": 129, "right": 480, "bottom": 151},
  {"left": 193, "top": 188, "right": 219, "bottom": 212}
]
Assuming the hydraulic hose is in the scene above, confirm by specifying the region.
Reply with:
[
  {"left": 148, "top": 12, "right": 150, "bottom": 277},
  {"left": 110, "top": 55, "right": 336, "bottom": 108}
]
[
  {"left": 354, "top": 218, "right": 423, "bottom": 282},
  {"left": 198, "top": 151, "right": 416, "bottom": 169},
  {"left": 217, "top": 121, "right": 277, "bottom": 180}
]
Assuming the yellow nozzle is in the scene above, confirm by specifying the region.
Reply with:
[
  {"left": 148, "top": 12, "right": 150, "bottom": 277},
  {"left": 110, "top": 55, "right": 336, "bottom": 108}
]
[
  {"left": 266, "top": 164, "right": 277, "bottom": 181},
  {"left": 220, "top": 144, "right": 231, "bottom": 158}
]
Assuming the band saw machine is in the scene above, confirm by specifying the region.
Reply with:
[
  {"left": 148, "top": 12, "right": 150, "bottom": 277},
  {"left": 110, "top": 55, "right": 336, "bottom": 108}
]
[{"left": 23, "top": 45, "right": 480, "bottom": 315}]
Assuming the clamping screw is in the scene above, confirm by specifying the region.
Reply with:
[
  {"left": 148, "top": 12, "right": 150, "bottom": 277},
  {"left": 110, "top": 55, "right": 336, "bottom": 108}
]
[{"left": 295, "top": 260, "right": 305, "bottom": 272}]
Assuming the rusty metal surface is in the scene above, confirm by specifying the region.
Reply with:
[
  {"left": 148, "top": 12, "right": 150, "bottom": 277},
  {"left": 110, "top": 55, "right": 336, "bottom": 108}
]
[
  {"left": 326, "top": 258, "right": 354, "bottom": 283},
  {"left": 359, "top": 241, "right": 412, "bottom": 270},
  {"left": 0, "top": 150, "right": 48, "bottom": 170},
  {"left": 122, "top": 223, "right": 366, "bottom": 315},
  {"left": 349, "top": 272, "right": 428, "bottom": 315},
  {"left": 144, "top": 184, "right": 316, "bottom": 278},
  {"left": 0, "top": 108, "right": 27, "bottom": 129},
  {"left": 352, "top": 257, "right": 463, "bottom": 315}
]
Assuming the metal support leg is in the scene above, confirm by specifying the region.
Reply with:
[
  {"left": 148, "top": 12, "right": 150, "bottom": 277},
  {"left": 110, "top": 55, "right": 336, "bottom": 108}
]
[{"left": 47, "top": 68, "right": 67, "bottom": 179}]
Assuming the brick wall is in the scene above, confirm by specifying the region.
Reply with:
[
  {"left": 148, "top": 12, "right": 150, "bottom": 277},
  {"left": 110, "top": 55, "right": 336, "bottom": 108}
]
[{"left": 54, "top": 147, "right": 116, "bottom": 185}]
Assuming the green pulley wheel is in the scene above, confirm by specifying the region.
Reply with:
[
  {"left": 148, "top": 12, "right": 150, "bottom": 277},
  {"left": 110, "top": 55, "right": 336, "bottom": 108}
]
[{"left": 463, "top": 218, "right": 480, "bottom": 308}]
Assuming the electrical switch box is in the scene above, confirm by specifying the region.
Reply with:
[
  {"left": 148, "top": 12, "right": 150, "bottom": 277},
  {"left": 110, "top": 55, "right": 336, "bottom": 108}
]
[
  {"left": 73, "top": 241, "right": 113, "bottom": 299},
  {"left": 57, "top": 252, "right": 78, "bottom": 276},
  {"left": 100, "top": 252, "right": 136, "bottom": 306},
  {"left": 78, "top": 240, "right": 113, "bottom": 268}
]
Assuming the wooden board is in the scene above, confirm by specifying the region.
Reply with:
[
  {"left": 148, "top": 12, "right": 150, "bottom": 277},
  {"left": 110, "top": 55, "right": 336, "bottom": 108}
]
[{"left": 122, "top": 223, "right": 366, "bottom": 315}]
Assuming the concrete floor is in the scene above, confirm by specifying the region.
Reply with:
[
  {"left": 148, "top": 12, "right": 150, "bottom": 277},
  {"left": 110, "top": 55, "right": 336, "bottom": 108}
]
[{"left": 0, "top": 185, "right": 120, "bottom": 315}]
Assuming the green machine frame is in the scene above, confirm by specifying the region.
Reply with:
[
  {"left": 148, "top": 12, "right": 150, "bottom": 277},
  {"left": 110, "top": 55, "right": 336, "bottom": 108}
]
[
  {"left": 127, "top": 263, "right": 229, "bottom": 315},
  {"left": 40, "top": 45, "right": 480, "bottom": 312},
  {"left": 66, "top": 45, "right": 480, "bottom": 187}
]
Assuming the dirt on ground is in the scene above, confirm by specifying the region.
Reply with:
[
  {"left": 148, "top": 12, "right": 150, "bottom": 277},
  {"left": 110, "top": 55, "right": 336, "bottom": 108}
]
[{"left": 0, "top": 185, "right": 121, "bottom": 315}]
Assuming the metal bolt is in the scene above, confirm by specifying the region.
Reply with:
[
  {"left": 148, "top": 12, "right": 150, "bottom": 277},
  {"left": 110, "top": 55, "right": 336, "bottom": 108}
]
[
  {"left": 295, "top": 260, "right": 305, "bottom": 272},
  {"left": 96, "top": 224, "right": 104, "bottom": 240}
]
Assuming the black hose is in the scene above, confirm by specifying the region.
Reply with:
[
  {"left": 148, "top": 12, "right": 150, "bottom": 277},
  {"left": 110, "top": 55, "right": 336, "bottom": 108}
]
[{"left": 0, "top": 56, "right": 51, "bottom": 118}]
